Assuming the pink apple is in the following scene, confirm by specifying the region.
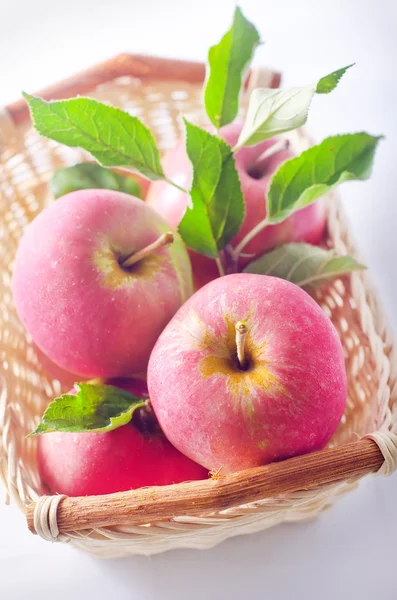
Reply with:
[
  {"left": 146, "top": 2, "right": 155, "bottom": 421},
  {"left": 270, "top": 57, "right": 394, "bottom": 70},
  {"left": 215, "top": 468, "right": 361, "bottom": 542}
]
[
  {"left": 148, "top": 273, "right": 346, "bottom": 474},
  {"left": 12, "top": 189, "right": 193, "bottom": 378},
  {"left": 32, "top": 343, "right": 88, "bottom": 390},
  {"left": 37, "top": 378, "right": 208, "bottom": 496},
  {"left": 146, "top": 123, "right": 326, "bottom": 283}
]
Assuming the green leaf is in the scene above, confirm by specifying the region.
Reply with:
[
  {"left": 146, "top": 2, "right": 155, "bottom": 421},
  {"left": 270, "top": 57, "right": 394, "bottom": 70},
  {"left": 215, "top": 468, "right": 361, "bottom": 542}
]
[
  {"left": 28, "top": 382, "right": 146, "bottom": 435},
  {"left": 235, "top": 86, "right": 315, "bottom": 148},
  {"left": 267, "top": 132, "right": 383, "bottom": 224},
  {"left": 178, "top": 120, "right": 244, "bottom": 258},
  {"left": 23, "top": 93, "right": 165, "bottom": 181},
  {"left": 52, "top": 163, "right": 142, "bottom": 199},
  {"left": 204, "top": 6, "right": 260, "bottom": 129},
  {"left": 235, "top": 65, "right": 353, "bottom": 149},
  {"left": 316, "top": 64, "right": 355, "bottom": 94},
  {"left": 244, "top": 242, "right": 366, "bottom": 288}
]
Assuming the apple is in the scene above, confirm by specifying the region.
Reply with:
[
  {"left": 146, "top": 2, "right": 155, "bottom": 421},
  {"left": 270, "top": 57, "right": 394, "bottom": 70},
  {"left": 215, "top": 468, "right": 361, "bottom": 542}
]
[
  {"left": 12, "top": 189, "right": 193, "bottom": 378},
  {"left": 148, "top": 273, "right": 347, "bottom": 474},
  {"left": 37, "top": 378, "right": 208, "bottom": 496},
  {"left": 146, "top": 123, "right": 326, "bottom": 283},
  {"left": 32, "top": 343, "right": 87, "bottom": 390}
]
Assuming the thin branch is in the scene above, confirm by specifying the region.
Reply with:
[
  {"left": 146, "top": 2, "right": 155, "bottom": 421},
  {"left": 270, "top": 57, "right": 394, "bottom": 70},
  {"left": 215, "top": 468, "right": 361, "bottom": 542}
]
[
  {"left": 165, "top": 178, "right": 189, "bottom": 194},
  {"left": 233, "top": 217, "right": 270, "bottom": 257},
  {"left": 215, "top": 256, "right": 225, "bottom": 277}
]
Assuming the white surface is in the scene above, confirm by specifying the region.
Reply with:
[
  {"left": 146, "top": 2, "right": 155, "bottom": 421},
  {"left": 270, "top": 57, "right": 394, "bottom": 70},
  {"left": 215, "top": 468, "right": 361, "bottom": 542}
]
[{"left": 1, "top": 1, "right": 396, "bottom": 598}]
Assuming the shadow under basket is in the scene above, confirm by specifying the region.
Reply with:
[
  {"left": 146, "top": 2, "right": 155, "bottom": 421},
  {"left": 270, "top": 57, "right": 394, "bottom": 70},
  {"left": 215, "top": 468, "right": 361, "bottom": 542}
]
[{"left": 0, "top": 54, "right": 396, "bottom": 558}]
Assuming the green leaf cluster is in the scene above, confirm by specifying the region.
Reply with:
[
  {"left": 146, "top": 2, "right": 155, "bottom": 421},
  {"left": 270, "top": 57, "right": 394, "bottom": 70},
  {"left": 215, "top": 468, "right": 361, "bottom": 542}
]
[{"left": 23, "top": 8, "right": 382, "bottom": 286}]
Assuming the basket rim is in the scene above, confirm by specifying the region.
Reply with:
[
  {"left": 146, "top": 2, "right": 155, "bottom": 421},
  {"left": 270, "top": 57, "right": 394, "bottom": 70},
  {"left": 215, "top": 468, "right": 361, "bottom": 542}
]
[
  {"left": 5, "top": 52, "right": 281, "bottom": 127},
  {"left": 25, "top": 438, "right": 384, "bottom": 536}
]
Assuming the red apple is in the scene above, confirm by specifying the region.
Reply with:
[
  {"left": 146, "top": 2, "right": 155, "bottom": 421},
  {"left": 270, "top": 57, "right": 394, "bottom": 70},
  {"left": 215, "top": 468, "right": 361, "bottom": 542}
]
[
  {"left": 12, "top": 189, "right": 193, "bottom": 378},
  {"left": 146, "top": 123, "right": 326, "bottom": 284},
  {"left": 37, "top": 378, "right": 208, "bottom": 496},
  {"left": 148, "top": 273, "right": 346, "bottom": 474}
]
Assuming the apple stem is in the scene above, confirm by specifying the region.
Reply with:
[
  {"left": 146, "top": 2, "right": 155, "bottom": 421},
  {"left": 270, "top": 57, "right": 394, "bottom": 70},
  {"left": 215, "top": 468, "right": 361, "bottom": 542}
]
[
  {"left": 247, "top": 138, "right": 290, "bottom": 179},
  {"left": 235, "top": 321, "right": 248, "bottom": 369},
  {"left": 121, "top": 232, "right": 174, "bottom": 268}
]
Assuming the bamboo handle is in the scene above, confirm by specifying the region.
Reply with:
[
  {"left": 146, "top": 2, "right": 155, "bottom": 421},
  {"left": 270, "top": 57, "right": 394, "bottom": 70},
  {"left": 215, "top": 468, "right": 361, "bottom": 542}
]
[
  {"left": 6, "top": 53, "right": 281, "bottom": 127},
  {"left": 26, "top": 438, "right": 383, "bottom": 535}
]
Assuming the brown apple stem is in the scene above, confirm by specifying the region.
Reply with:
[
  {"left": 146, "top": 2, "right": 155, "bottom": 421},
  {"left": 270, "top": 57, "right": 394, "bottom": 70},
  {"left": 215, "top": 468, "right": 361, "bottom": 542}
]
[
  {"left": 121, "top": 232, "right": 174, "bottom": 268},
  {"left": 235, "top": 321, "right": 248, "bottom": 369},
  {"left": 247, "top": 138, "right": 290, "bottom": 179}
]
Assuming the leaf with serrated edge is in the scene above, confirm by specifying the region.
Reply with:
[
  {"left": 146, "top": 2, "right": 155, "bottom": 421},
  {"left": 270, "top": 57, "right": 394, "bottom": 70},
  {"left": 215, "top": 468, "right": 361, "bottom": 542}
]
[
  {"left": 236, "top": 86, "right": 315, "bottom": 148},
  {"left": 244, "top": 243, "right": 366, "bottom": 288},
  {"left": 178, "top": 120, "right": 244, "bottom": 258},
  {"left": 28, "top": 382, "right": 146, "bottom": 435},
  {"left": 235, "top": 65, "right": 353, "bottom": 149},
  {"left": 204, "top": 6, "right": 260, "bottom": 128},
  {"left": 23, "top": 93, "right": 165, "bottom": 181},
  {"left": 52, "top": 163, "right": 142, "bottom": 199},
  {"left": 267, "top": 133, "right": 382, "bottom": 224},
  {"left": 316, "top": 64, "right": 355, "bottom": 94}
]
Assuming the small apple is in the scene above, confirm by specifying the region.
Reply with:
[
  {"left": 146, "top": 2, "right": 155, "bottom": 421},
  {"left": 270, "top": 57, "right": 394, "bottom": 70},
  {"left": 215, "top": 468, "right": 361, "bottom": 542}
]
[
  {"left": 12, "top": 189, "right": 193, "bottom": 378},
  {"left": 37, "top": 378, "right": 208, "bottom": 496},
  {"left": 148, "top": 273, "right": 347, "bottom": 473},
  {"left": 146, "top": 123, "right": 326, "bottom": 282},
  {"left": 219, "top": 124, "right": 326, "bottom": 265}
]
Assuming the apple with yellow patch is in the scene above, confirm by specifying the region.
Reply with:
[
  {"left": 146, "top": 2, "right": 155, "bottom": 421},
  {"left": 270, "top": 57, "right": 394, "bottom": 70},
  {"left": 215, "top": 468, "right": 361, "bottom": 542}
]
[
  {"left": 148, "top": 273, "right": 347, "bottom": 473},
  {"left": 12, "top": 189, "right": 192, "bottom": 378}
]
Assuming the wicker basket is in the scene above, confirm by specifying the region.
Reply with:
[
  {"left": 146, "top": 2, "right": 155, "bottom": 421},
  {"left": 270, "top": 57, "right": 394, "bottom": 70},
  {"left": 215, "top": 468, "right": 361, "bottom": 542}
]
[{"left": 1, "top": 54, "right": 396, "bottom": 559}]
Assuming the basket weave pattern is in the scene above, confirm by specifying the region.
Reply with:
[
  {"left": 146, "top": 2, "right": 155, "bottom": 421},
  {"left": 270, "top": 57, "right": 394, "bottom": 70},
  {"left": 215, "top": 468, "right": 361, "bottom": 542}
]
[{"left": 0, "top": 61, "right": 396, "bottom": 557}]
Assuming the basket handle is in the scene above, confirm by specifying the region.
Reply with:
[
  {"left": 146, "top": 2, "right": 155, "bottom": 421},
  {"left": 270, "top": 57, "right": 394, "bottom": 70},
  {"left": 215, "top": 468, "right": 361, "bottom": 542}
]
[
  {"left": 5, "top": 54, "right": 281, "bottom": 127},
  {"left": 26, "top": 438, "right": 384, "bottom": 536}
]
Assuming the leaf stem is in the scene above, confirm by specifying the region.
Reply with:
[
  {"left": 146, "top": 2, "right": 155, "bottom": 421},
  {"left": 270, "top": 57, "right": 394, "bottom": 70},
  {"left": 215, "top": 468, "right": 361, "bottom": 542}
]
[
  {"left": 215, "top": 256, "right": 226, "bottom": 277},
  {"left": 121, "top": 232, "right": 174, "bottom": 268},
  {"left": 233, "top": 217, "right": 270, "bottom": 257},
  {"left": 166, "top": 178, "right": 189, "bottom": 194}
]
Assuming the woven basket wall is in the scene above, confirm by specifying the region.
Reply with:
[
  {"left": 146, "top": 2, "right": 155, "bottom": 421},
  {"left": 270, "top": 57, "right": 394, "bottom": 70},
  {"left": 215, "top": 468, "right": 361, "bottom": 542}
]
[{"left": 0, "top": 55, "right": 396, "bottom": 558}]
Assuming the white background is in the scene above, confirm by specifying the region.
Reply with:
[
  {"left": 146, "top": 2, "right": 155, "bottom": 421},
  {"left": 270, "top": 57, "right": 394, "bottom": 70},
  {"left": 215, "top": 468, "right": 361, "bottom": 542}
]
[{"left": 1, "top": 0, "right": 396, "bottom": 598}]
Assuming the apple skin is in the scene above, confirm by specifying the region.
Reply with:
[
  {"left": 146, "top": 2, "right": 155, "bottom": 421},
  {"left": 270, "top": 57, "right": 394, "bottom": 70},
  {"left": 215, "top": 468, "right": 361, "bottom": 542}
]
[
  {"left": 146, "top": 123, "right": 326, "bottom": 283},
  {"left": 32, "top": 343, "right": 87, "bottom": 389},
  {"left": 148, "top": 273, "right": 347, "bottom": 474},
  {"left": 12, "top": 189, "right": 193, "bottom": 378},
  {"left": 37, "top": 378, "right": 208, "bottom": 496}
]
